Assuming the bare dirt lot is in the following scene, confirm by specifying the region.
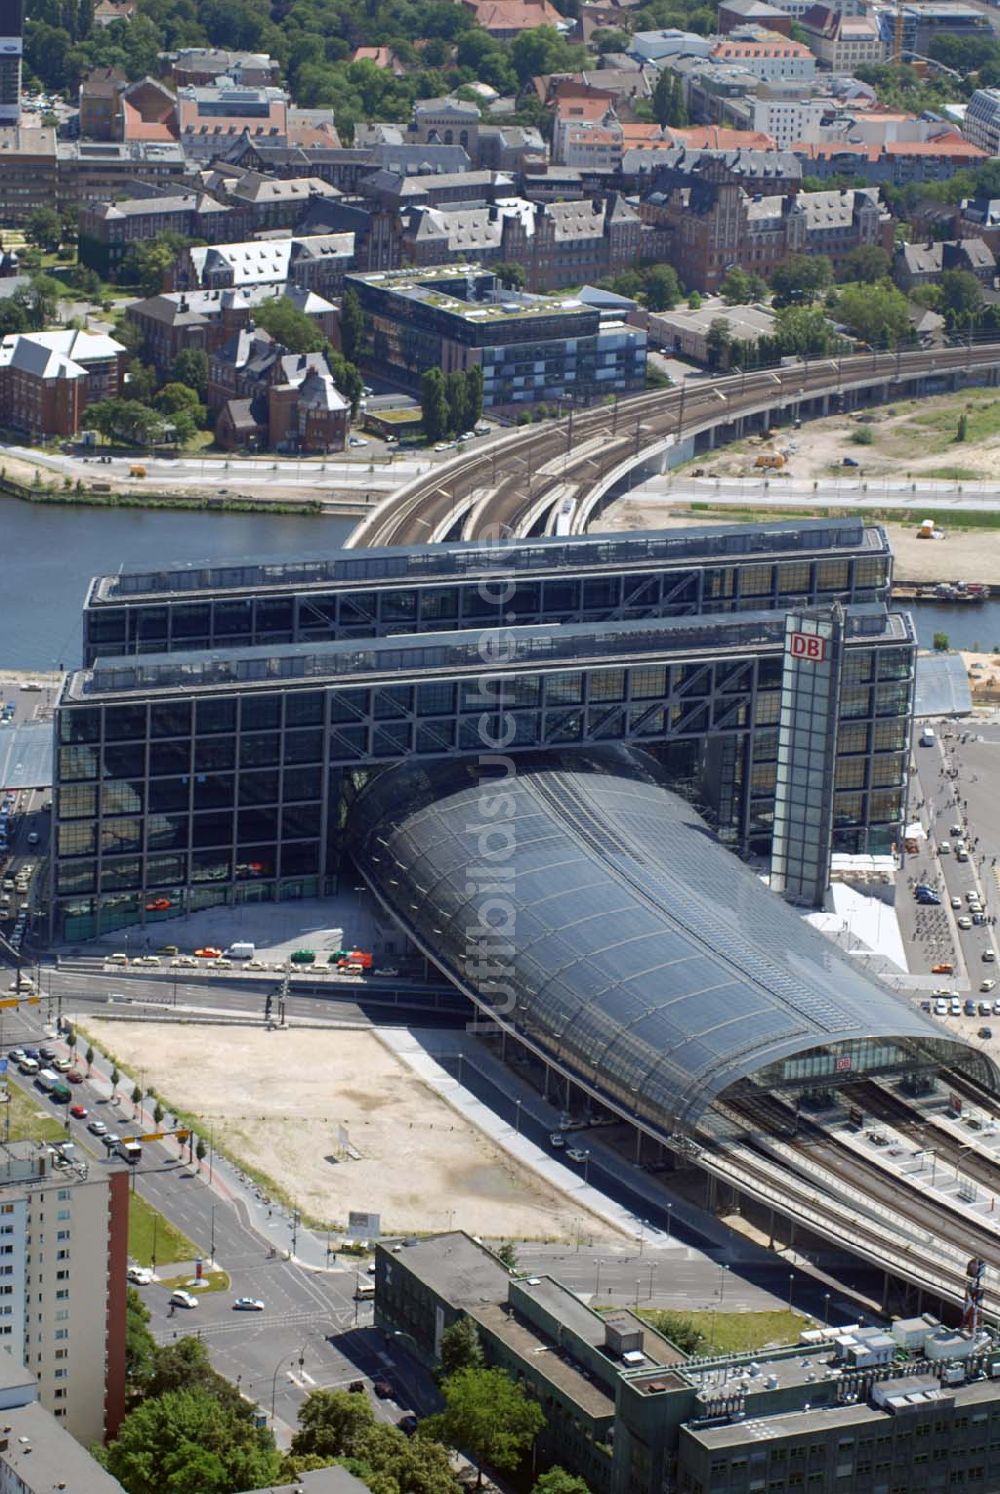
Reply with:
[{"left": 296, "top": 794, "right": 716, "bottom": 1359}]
[
  {"left": 689, "top": 389, "right": 1000, "bottom": 485},
  {"left": 601, "top": 501, "right": 1000, "bottom": 585},
  {"left": 83, "top": 1020, "right": 614, "bottom": 1241}
]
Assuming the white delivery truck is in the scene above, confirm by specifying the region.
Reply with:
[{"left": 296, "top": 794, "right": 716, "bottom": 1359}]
[{"left": 227, "top": 942, "right": 255, "bottom": 960}]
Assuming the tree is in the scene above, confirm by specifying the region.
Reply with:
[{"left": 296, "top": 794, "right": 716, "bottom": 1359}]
[
  {"left": 170, "top": 348, "right": 209, "bottom": 399},
  {"left": 25, "top": 206, "right": 62, "bottom": 252},
  {"left": 251, "top": 295, "right": 326, "bottom": 354},
  {"left": 353, "top": 1422, "right": 460, "bottom": 1494},
  {"left": 840, "top": 245, "right": 891, "bottom": 284},
  {"left": 439, "top": 1318, "right": 485, "bottom": 1381},
  {"left": 706, "top": 316, "right": 732, "bottom": 370},
  {"left": 88, "top": 398, "right": 165, "bottom": 446},
  {"left": 719, "top": 267, "right": 766, "bottom": 305},
  {"left": 494, "top": 261, "right": 526, "bottom": 290},
  {"left": 939, "top": 268, "right": 983, "bottom": 326},
  {"left": 122, "top": 233, "right": 188, "bottom": 297},
  {"left": 643, "top": 263, "right": 681, "bottom": 311},
  {"left": 772, "top": 304, "right": 837, "bottom": 357},
  {"left": 445, "top": 369, "right": 469, "bottom": 435},
  {"left": 110, "top": 1065, "right": 120, "bottom": 1099},
  {"left": 148, "top": 1336, "right": 246, "bottom": 1412},
  {"left": 153, "top": 1099, "right": 165, "bottom": 1126},
  {"left": 509, "top": 26, "right": 584, "bottom": 86},
  {"left": 291, "top": 1387, "right": 376, "bottom": 1460},
  {"left": 195, "top": 1135, "right": 208, "bottom": 1167},
  {"left": 124, "top": 361, "right": 158, "bottom": 404},
  {"left": 956, "top": 412, "right": 969, "bottom": 443},
  {"left": 421, "top": 367, "right": 449, "bottom": 443},
  {"left": 327, "top": 349, "right": 363, "bottom": 417},
  {"left": 63, "top": 1022, "right": 75, "bottom": 1051},
  {"left": 465, "top": 365, "right": 484, "bottom": 427},
  {"left": 646, "top": 1309, "right": 707, "bottom": 1355},
  {"left": 85, "top": 1044, "right": 95, "bottom": 1076},
  {"left": 933, "top": 631, "right": 950, "bottom": 651},
  {"left": 66, "top": 262, "right": 102, "bottom": 299},
  {"left": 154, "top": 382, "right": 206, "bottom": 425},
  {"left": 104, "top": 1386, "right": 281, "bottom": 1494},
  {"left": 131, "top": 1082, "right": 142, "bottom": 1115},
  {"left": 533, "top": 1469, "right": 593, "bottom": 1494},
  {"left": 770, "top": 254, "right": 833, "bottom": 305},
  {"left": 21, "top": 273, "right": 63, "bottom": 329},
  {"left": 125, "top": 1287, "right": 156, "bottom": 1394},
  {"left": 835, "top": 282, "right": 911, "bottom": 347},
  {"left": 652, "top": 68, "right": 672, "bottom": 128},
  {"left": 422, "top": 1367, "right": 545, "bottom": 1488},
  {"left": 495, "top": 1240, "right": 518, "bottom": 1270},
  {"left": 340, "top": 286, "right": 364, "bottom": 364}
]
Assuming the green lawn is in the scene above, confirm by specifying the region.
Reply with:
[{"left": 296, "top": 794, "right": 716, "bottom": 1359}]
[
  {"left": 2, "top": 1086, "right": 65, "bottom": 1144},
  {"left": 639, "top": 1307, "right": 813, "bottom": 1356},
  {"left": 128, "top": 1191, "right": 197, "bottom": 1269}
]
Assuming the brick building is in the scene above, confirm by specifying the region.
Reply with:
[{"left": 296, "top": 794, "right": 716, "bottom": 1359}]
[
  {"left": 400, "top": 193, "right": 641, "bottom": 291},
  {"left": 127, "top": 284, "right": 337, "bottom": 373},
  {"left": 79, "top": 193, "right": 234, "bottom": 279},
  {"left": 642, "top": 155, "right": 889, "bottom": 290},
  {"left": 0, "top": 330, "right": 124, "bottom": 437},
  {"left": 212, "top": 336, "right": 349, "bottom": 451}
]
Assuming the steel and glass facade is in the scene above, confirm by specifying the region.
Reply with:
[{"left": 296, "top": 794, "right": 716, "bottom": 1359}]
[
  {"left": 81, "top": 519, "right": 891, "bottom": 665},
  {"left": 53, "top": 521, "right": 914, "bottom": 943}
]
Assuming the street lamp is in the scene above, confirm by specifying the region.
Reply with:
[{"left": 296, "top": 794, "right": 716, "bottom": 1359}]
[
  {"left": 209, "top": 1205, "right": 215, "bottom": 1267},
  {"left": 514, "top": 1098, "right": 522, "bottom": 1134},
  {"left": 823, "top": 1291, "right": 831, "bottom": 1327},
  {"left": 666, "top": 1202, "right": 673, "bottom": 1241},
  {"left": 594, "top": 1258, "right": 603, "bottom": 1298},
  {"left": 719, "top": 1263, "right": 729, "bottom": 1306},
  {"left": 787, "top": 1273, "right": 794, "bottom": 1312}
]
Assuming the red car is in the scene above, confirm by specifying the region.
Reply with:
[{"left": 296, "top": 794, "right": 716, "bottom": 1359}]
[
  {"left": 66, "top": 1070, "right": 83, "bottom": 1084},
  {"left": 194, "top": 947, "right": 222, "bottom": 959},
  {"left": 70, "top": 1103, "right": 87, "bottom": 1119},
  {"left": 145, "top": 898, "right": 172, "bottom": 912}
]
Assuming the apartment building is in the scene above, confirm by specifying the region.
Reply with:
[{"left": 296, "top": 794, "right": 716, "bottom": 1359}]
[
  {"left": 797, "top": 6, "right": 885, "bottom": 71},
  {"left": 0, "top": 1145, "right": 128, "bottom": 1446},
  {"left": 173, "top": 233, "right": 355, "bottom": 297},
  {"left": 709, "top": 35, "right": 817, "bottom": 83},
  {"left": 0, "top": 1355, "right": 125, "bottom": 1492},
  {"left": 0, "top": 0, "right": 22, "bottom": 127},
  {"left": 718, "top": 0, "right": 793, "bottom": 35}
]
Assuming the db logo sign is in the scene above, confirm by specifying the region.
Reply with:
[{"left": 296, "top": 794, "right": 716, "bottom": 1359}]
[
  {"left": 835, "top": 1055, "right": 852, "bottom": 1072},
  {"left": 789, "top": 632, "right": 826, "bottom": 663}
]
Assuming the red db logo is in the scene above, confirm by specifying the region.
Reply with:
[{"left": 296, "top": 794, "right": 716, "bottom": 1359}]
[{"left": 789, "top": 632, "right": 826, "bottom": 663}]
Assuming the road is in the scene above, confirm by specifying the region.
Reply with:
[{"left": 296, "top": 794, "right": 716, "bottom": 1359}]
[
  {"left": 0, "top": 675, "right": 57, "bottom": 964},
  {"left": 351, "top": 342, "right": 1000, "bottom": 549},
  {"left": 636, "top": 476, "right": 1000, "bottom": 512}
]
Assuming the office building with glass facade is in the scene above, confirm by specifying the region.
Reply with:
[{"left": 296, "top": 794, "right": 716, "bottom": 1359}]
[
  {"left": 82, "top": 519, "right": 891, "bottom": 665},
  {"left": 52, "top": 521, "right": 914, "bottom": 943},
  {"left": 344, "top": 264, "right": 646, "bottom": 408}
]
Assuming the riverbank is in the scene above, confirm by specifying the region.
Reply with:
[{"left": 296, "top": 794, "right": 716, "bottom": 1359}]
[{"left": 0, "top": 471, "right": 368, "bottom": 518}]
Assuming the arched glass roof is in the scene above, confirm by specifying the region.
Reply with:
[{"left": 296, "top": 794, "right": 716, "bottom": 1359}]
[{"left": 349, "top": 747, "right": 986, "bottom": 1133}]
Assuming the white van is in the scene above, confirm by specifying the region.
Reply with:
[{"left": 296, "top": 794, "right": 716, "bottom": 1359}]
[
  {"left": 920, "top": 727, "right": 937, "bottom": 747},
  {"left": 354, "top": 1280, "right": 375, "bottom": 1300},
  {"left": 18, "top": 1057, "right": 39, "bottom": 1075}
]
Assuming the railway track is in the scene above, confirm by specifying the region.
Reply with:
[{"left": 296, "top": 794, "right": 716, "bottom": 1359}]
[{"left": 351, "top": 342, "right": 1000, "bottom": 551}]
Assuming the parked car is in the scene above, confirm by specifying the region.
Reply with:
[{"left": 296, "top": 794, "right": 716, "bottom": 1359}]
[
  {"left": 373, "top": 1378, "right": 394, "bottom": 1399},
  {"left": 170, "top": 1290, "right": 198, "bottom": 1309}
]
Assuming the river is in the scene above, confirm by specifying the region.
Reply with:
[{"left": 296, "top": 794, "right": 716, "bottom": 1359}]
[{"left": 1, "top": 497, "right": 353, "bottom": 671}]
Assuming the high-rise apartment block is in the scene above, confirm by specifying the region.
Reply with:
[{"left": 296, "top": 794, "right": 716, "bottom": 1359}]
[
  {"left": 0, "top": 0, "right": 22, "bottom": 128},
  {"left": 0, "top": 1145, "right": 128, "bottom": 1445}
]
